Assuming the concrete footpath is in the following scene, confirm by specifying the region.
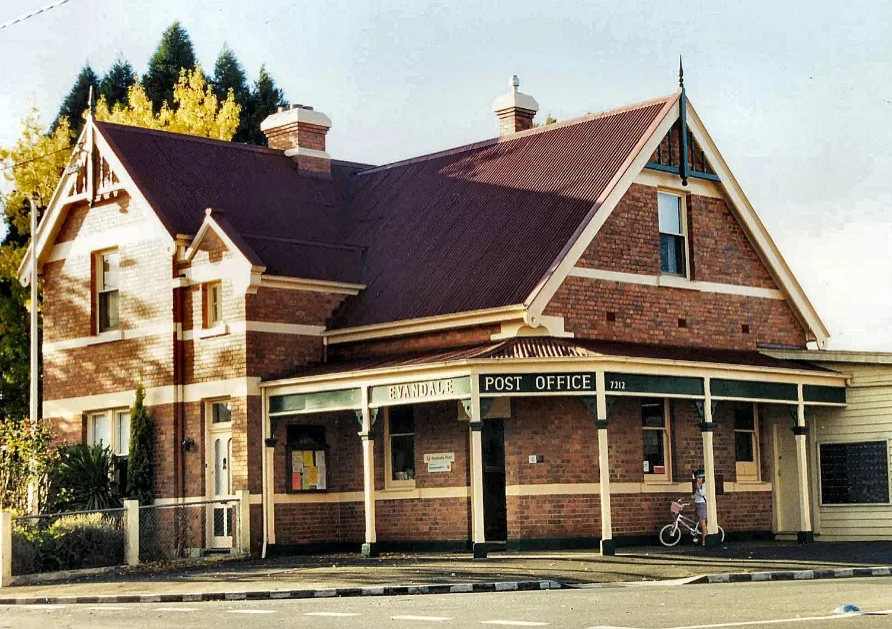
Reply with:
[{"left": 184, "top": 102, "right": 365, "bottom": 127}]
[{"left": 2, "top": 541, "right": 892, "bottom": 605}]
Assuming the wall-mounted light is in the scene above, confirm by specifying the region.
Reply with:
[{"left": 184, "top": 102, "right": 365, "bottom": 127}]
[{"left": 182, "top": 437, "right": 195, "bottom": 452}]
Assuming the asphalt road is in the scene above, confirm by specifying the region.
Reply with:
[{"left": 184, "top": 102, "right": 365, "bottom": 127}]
[{"left": 2, "top": 577, "right": 891, "bottom": 628}]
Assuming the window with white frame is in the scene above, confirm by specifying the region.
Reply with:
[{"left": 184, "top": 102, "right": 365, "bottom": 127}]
[
  {"left": 658, "top": 192, "right": 687, "bottom": 276},
  {"left": 205, "top": 282, "right": 223, "bottom": 328},
  {"left": 733, "top": 402, "right": 760, "bottom": 482},
  {"left": 386, "top": 405, "right": 415, "bottom": 488},
  {"left": 88, "top": 409, "right": 131, "bottom": 456},
  {"left": 96, "top": 250, "right": 120, "bottom": 333},
  {"left": 210, "top": 399, "right": 232, "bottom": 424},
  {"left": 642, "top": 399, "right": 671, "bottom": 481}
]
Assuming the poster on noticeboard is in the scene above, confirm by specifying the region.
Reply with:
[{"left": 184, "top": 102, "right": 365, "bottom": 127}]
[{"left": 291, "top": 449, "right": 327, "bottom": 491}]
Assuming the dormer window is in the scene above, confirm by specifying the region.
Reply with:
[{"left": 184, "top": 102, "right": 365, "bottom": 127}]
[
  {"left": 658, "top": 192, "right": 687, "bottom": 276},
  {"left": 96, "top": 250, "right": 120, "bottom": 332}
]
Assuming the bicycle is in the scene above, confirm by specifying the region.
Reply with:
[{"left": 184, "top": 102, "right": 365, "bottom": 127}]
[{"left": 658, "top": 499, "right": 725, "bottom": 546}]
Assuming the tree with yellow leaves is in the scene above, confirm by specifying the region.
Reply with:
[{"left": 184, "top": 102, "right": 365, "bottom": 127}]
[{"left": 95, "top": 66, "right": 240, "bottom": 141}]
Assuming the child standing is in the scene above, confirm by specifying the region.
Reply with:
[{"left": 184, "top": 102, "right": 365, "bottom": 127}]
[{"left": 692, "top": 469, "right": 707, "bottom": 546}]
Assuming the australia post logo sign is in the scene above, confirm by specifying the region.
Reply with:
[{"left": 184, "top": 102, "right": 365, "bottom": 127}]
[{"left": 479, "top": 373, "right": 596, "bottom": 394}]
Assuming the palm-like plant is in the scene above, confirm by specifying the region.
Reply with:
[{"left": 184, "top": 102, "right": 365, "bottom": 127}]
[{"left": 49, "top": 444, "right": 121, "bottom": 512}]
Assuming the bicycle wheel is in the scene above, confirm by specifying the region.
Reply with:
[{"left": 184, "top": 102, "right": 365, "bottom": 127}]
[
  {"left": 717, "top": 525, "right": 725, "bottom": 543},
  {"left": 659, "top": 523, "right": 682, "bottom": 546}
]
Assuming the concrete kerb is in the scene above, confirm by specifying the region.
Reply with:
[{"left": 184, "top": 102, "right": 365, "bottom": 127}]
[{"left": 1, "top": 566, "right": 891, "bottom": 605}]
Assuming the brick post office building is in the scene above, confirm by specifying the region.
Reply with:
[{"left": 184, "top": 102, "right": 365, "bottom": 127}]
[{"left": 21, "top": 75, "right": 849, "bottom": 557}]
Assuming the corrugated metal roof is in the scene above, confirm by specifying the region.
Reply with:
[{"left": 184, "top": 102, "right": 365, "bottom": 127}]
[
  {"left": 95, "top": 95, "right": 672, "bottom": 327},
  {"left": 96, "top": 121, "right": 368, "bottom": 283},
  {"left": 331, "top": 98, "right": 671, "bottom": 329},
  {"left": 270, "top": 337, "right": 828, "bottom": 382}
]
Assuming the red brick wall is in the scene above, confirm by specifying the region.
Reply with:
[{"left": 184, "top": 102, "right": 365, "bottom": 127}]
[
  {"left": 503, "top": 395, "right": 772, "bottom": 541},
  {"left": 546, "top": 277, "right": 806, "bottom": 350},
  {"left": 272, "top": 401, "right": 471, "bottom": 545},
  {"left": 551, "top": 183, "right": 807, "bottom": 350}
]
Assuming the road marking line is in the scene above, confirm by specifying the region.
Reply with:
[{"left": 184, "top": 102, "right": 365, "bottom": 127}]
[
  {"left": 392, "top": 615, "right": 452, "bottom": 621},
  {"left": 482, "top": 622, "right": 549, "bottom": 627},
  {"left": 305, "top": 612, "right": 362, "bottom": 617},
  {"left": 155, "top": 607, "right": 199, "bottom": 612},
  {"left": 227, "top": 610, "right": 277, "bottom": 614},
  {"left": 666, "top": 613, "right": 865, "bottom": 628},
  {"left": 587, "top": 626, "right": 644, "bottom": 629}
]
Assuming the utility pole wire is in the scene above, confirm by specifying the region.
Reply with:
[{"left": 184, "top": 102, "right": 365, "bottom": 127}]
[
  {"left": 0, "top": 144, "right": 74, "bottom": 172},
  {"left": 0, "top": 0, "right": 74, "bottom": 31}
]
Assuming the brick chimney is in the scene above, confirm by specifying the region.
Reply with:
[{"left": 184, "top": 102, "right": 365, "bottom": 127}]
[
  {"left": 491, "top": 75, "right": 539, "bottom": 135},
  {"left": 260, "top": 104, "right": 332, "bottom": 175}
]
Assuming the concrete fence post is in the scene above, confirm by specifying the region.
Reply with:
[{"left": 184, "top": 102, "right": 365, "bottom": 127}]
[
  {"left": 0, "top": 511, "right": 12, "bottom": 587},
  {"left": 124, "top": 500, "right": 140, "bottom": 566},
  {"left": 237, "top": 490, "right": 251, "bottom": 555}
]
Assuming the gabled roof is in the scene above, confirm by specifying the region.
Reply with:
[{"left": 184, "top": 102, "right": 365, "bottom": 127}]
[
  {"left": 21, "top": 89, "right": 830, "bottom": 347},
  {"left": 330, "top": 95, "right": 675, "bottom": 329},
  {"left": 95, "top": 121, "right": 369, "bottom": 283}
]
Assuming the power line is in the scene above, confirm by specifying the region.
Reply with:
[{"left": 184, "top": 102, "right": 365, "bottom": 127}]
[
  {"left": 0, "top": 144, "right": 74, "bottom": 172},
  {"left": 0, "top": 0, "right": 74, "bottom": 31}
]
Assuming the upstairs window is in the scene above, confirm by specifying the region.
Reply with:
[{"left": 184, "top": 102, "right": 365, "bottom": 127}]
[
  {"left": 96, "top": 250, "right": 120, "bottom": 332},
  {"left": 205, "top": 282, "right": 223, "bottom": 328},
  {"left": 658, "top": 193, "right": 687, "bottom": 276}
]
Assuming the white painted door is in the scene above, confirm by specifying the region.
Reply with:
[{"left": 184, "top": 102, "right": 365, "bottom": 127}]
[
  {"left": 774, "top": 421, "right": 801, "bottom": 532},
  {"left": 207, "top": 423, "right": 234, "bottom": 549}
]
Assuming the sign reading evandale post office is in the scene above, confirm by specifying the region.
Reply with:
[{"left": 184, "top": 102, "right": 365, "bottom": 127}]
[
  {"left": 479, "top": 373, "right": 596, "bottom": 394},
  {"left": 478, "top": 373, "right": 704, "bottom": 397}
]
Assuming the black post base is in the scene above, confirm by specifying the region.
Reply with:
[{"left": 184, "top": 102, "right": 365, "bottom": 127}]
[
  {"left": 361, "top": 542, "right": 379, "bottom": 558},
  {"left": 600, "top": 539, "right": 615, "bottom": 556},
  {"left": 473, "top": 542, "right": 488, "bottom": 559},
  {"left": 705, "top": 533, "right": 723, "bottom": 549},
  {"left": 797, "top": 531, "right": 814, "bottom": 544}
]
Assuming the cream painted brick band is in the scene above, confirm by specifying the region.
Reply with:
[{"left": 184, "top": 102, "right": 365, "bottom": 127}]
[
  {"left": 568, "top": 267, "right": 785, "bottom": 300},
  {"left": 43, "top": 377, "right": 261, "bottom": 417},
  {"left": 504, "top": 481, "right": 772, "bottom": 496},
  {"left": 273, "top": 487, "right": 471, "bottom": 504}
]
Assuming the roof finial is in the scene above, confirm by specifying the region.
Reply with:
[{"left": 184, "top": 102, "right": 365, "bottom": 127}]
[
  {"left": 511, "top": 74, "right": 520, "bottom": 93},
  {"left": 678, "top": 56, "right": 684, "bottom": 90},
  {"left": 87, "top": 84, "right": 95, "bottom": 117}
]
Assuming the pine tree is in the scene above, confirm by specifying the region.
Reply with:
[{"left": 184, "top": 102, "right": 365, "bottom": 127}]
[
  {"left": 212, "top": 45, "right": 251, "bottom": 143},
  {"left": 126, "top": 384, "right": 154, "bottom": 505},
  {"left": 99, "top": 57, "right": 136, "bottom": 108},
  {"left": 244, "top": 65, "right": 288, "bottom": 146},
  {"left": 53, "top": 64, "right": 98, "bottom": 136},
  {"left": 142, "top": 21, "right": 197, "bottom": 112}
]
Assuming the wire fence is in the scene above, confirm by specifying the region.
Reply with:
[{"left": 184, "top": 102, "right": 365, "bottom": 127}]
[
  {"left": 11, "top": 508, "right": 126, "bottom": 576},
  {"left": 139, "top": 498, "right": 240, "bottom": 563}
]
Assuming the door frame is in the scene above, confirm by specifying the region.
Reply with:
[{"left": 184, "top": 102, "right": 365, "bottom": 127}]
[{"left": 205, "top": 399, "right": 234, "bottom": 550}]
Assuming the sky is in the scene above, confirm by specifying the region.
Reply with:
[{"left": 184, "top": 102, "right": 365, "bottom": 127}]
[{"left": 1, "top": 0, "right": 890, "bottom": 351}]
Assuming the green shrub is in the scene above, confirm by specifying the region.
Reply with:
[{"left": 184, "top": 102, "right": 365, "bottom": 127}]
[
  {"left": 48, "top": 444, "right": 122, "bottom": 512},
  {"left": 11, "top": 513, "right": 125, "bottom": 575}
]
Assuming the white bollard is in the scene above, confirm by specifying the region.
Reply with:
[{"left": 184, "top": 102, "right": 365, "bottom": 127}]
[
  {"left": 0, "top": 511, "right": 12, "bottom": 587},
  {"left": 124, "top": 500, "right": 140, "bottom": 566},
  {"left": 237, "top": 490, "right": 251, "bottom": 555}
]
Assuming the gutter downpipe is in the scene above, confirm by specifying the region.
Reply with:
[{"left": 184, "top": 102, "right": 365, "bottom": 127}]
[{"left": 261, "top": 386, "right": 269, "bottom": 559}]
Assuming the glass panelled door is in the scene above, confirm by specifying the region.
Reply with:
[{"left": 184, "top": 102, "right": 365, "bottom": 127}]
[{"left": 207, "top": 401, "right": 234, "bottom": 549}]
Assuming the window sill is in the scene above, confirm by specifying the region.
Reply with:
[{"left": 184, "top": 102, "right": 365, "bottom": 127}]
[
  {"left": 91, "top": 329, "right": 124, "bottom": 345},
  {"left": 381, "top": 483, "right": 417, "bottom": 493},
  {"left": 657, "top": 274, "right": 691, "bottom": 286},
  {"left": 197, "top": 324, "right": 228, "bottom": 339}
]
